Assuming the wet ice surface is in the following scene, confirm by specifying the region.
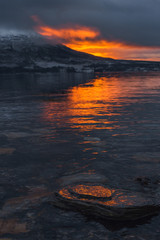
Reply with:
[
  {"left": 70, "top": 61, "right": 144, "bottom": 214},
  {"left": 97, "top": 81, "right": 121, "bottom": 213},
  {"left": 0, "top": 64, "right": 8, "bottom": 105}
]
[{"left": 0, "top": 72, "right": 160, "bottom": 239}]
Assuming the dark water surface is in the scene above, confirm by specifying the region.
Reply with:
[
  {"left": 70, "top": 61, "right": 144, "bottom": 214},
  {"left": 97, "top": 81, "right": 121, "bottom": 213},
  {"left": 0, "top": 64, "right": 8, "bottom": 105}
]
[{"left": 0, "top": 72, "right": 160, "bottom": 239}]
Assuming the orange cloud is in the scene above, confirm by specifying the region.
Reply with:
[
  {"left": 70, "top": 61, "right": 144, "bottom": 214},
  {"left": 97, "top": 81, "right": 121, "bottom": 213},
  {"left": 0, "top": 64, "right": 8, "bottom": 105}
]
[{"left": 32, "top": 16, "right": 160, "bottom": 61}]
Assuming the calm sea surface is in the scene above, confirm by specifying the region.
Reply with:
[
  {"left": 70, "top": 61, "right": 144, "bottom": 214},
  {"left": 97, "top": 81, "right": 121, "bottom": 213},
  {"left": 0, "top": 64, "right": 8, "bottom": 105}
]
[{"left": 0, "top": 72, "right": 160, "bottom": 239}]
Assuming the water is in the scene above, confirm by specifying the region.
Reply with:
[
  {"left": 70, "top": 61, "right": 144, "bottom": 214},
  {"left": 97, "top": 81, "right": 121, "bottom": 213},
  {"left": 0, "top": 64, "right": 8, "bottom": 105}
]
[{"left": 0, "top": 72, "right": 160, "bottom": 239}]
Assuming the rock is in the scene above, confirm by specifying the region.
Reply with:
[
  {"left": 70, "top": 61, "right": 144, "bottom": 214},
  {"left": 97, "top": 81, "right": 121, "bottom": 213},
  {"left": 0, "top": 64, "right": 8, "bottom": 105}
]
[
  {"left": 135, "top": 177, "right": 151, "bottom": 186},
  {"left": 133, "top": 153, "right": 160, "bottom": 163},
  {"left": 54, "top": 184, "right": 160, "bottom": 221},
  {"left": 0, "top": 134, "right": 8, "bottom": 145},
  {"left": 0, "top": 238, "right": 12, "bottom": 240},
  {"left": 0, "top": 148, "right": 15, "bottom": 155},
  {"left": 135, "top": 176, "right": 160, "bottom": 187},
  {"left": 4, "top": 132, "right": 39, "bottom": 139},
  {"left": 0, "top": 218, "right": 28, "bottom": 235},
  {"left": 0, "top": 186, "right": 53, "bottom": 217}
]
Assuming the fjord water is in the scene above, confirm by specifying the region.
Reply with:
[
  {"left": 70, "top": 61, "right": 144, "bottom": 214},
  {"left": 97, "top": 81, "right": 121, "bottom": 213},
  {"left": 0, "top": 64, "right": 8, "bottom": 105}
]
[{"left": 0, "top": 72, "right": 160, "bottom": 239}]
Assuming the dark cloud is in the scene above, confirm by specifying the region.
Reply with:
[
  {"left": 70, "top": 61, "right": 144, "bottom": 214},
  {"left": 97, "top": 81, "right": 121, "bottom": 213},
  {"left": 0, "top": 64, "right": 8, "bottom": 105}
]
[{"left": 0, "top": 0, "right": 160, "bottom": 46}]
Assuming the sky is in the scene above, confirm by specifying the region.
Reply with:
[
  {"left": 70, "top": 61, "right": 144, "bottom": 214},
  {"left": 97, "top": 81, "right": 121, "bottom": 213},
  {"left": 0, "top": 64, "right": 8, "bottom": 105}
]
[{"left": 0, "top": 0, "right": 160, "bottom": 60}]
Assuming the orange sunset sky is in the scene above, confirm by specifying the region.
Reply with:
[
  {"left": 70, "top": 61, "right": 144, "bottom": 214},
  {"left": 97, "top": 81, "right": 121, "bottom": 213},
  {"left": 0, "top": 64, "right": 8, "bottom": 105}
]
[{"left": 32, "top": 16, "right": 160, "bottom": 61}]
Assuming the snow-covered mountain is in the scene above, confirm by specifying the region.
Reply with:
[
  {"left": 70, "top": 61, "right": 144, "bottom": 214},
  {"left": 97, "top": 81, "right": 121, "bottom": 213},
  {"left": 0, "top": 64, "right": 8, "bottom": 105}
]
[
  {"left": 0, "top": 34, "right": 110, "bottom": 72},
  {"left": 0, "top": 34, "right": 160, "bottom": 73}
]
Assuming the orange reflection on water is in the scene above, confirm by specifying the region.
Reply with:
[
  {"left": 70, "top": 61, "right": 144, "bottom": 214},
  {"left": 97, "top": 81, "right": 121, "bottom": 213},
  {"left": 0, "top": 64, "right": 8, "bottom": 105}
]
[
  {"left": 65, "top": 76, "right": 122, "bottom": 131},
  {"left": 42, "top": 76, "right": 123, "bottom": 131},
  {"left": 42, "top": 74, "right": 159, "bottom": 132}
]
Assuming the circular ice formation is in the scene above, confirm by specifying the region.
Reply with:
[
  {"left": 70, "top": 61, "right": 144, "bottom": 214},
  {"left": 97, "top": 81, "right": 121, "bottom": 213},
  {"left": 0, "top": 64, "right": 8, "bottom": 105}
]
[{"left": 54, "top": 184, "right": 160, "bottom": 221}]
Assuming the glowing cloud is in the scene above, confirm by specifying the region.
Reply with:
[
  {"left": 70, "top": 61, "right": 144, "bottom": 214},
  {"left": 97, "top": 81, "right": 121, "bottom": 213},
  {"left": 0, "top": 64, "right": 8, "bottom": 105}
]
[{"left": 32, "top": 16, "right": 160, "bottom": 61}]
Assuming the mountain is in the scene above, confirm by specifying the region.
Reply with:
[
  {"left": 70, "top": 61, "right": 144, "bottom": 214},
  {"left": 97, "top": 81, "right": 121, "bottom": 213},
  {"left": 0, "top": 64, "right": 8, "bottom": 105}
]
[{"left": 0, "top": 34, "right": 160, "bottom": 73}]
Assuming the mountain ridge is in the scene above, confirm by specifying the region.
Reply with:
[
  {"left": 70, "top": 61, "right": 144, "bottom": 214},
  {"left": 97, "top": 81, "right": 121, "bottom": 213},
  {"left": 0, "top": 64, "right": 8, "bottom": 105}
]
[{"left": 0, "top": 34, "right": 160, "bottom": 73}]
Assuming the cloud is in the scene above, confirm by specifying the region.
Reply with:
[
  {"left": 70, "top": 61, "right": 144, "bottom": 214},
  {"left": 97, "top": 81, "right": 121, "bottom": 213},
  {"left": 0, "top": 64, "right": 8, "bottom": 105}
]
[{"left": 0, "top": 0, "right": 160, "bottom": 47}]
